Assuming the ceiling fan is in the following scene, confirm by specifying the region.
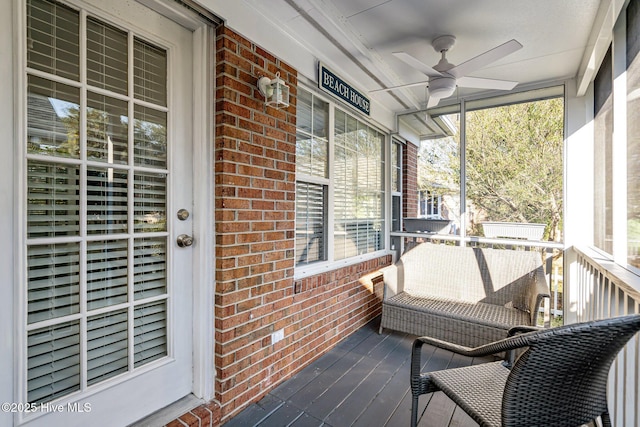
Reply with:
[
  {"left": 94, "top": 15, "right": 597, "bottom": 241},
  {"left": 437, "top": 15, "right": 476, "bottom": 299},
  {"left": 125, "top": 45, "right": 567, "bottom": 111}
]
[{"left": 372, "top": 35, "right": 523, "bottom": 107}]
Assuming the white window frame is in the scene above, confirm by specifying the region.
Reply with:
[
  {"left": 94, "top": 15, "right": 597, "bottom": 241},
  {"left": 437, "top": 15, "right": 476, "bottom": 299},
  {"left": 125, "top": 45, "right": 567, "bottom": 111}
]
[
  {"left": 294, "top": 85, "right": 389, "bottom": 279},
  {"left": 580, "top": 4, "right": 640, "bottom": 281}
]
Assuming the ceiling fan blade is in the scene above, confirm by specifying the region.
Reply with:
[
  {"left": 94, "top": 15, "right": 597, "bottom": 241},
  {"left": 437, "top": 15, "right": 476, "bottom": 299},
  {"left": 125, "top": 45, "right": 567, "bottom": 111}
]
[
  {"left": 369, "top": 80, "right": 429, "bottom": 94},
  {"left": 448, "top": 39, "right": 522, "bottom": 78},
  {"left": 456, "top": 76, "right": 518, "bottom": 90},
  {"left": 426, "top": 95, "right": 440, "bottom": 108},
  {"left": 392, "top": 52, "right": 443, "bottom": 77}
]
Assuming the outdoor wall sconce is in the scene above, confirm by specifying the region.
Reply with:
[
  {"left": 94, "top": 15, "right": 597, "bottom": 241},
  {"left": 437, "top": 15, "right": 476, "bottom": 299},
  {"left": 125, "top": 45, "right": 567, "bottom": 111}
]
[{"left": 256, "top": 72, "right": 290, "bottom": 108}]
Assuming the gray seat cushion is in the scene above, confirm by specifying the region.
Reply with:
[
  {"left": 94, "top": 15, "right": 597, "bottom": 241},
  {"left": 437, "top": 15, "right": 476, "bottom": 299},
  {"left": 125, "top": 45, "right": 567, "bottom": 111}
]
[{"left": 385, "top": 292, "right": 531, "bottom": 329}]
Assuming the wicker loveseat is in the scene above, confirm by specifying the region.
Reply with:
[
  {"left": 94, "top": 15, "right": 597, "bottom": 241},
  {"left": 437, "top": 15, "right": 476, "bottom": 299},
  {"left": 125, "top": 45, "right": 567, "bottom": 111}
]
[{"left": 379, "top": 243, "right": 550, "bottom": 348}]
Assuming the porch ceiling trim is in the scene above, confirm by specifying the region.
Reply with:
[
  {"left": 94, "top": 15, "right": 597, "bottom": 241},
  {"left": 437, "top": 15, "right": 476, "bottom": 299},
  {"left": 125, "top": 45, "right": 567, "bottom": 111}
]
[{"left": 576, "top": 0, "right": 625, "bottom": 96}]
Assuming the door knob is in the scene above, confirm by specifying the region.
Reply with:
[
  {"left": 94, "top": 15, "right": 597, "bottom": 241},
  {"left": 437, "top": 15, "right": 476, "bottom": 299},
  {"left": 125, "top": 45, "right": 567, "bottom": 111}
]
[{"left": 176, "top": 234, "right": 194, "bottom": 247}]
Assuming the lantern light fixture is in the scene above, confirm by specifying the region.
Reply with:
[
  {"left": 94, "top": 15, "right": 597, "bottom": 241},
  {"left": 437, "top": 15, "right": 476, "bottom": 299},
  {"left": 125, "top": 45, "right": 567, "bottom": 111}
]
[{"left": 257, "top": 72, "right": 290, "bottom": 108}]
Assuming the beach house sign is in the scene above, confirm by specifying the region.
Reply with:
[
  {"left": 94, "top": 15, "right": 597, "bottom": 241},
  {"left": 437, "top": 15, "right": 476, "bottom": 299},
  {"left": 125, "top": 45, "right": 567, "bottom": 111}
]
[{"left": 318, "top": 63, "right": 370, "bottom": 116}]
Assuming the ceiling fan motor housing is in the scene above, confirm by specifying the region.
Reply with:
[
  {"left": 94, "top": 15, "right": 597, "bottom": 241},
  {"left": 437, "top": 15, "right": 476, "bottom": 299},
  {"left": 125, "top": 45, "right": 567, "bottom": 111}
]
[{"left": 429, "top": 75, "right": 456, "bottom": 98}]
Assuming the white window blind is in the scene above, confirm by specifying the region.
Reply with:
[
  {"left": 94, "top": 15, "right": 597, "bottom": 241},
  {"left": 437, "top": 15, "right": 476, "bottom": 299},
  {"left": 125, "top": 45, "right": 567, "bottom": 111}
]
[
  {"left": 294, "top": 87, "right": 386, "bottom": 267},
  {"left": 27, "top": 321, "right": 81, "bottom": 404},
  {"left": 86, "top": 240, "right": 128, "bottom": 310},
  {"left": 134, "top": 106, "right": 167, "bottom": 168},
  {"left": 27, "top": 243, "right": 80, "bottom": 324},
  {"left": 134, "top": 301, "right": 167, "bottom": 367},
  {"left": 134, "top": 38, "right": 167, "bottom": 106},
  {"left": 295, "top": 182, "right": 326, "bottom": 265},
  {"left": 24, "top": 0, "right": 170, "bottom": 406},
  {"left": 134, "top": 173, "right": 167, "bottom": 233},
  {"left": 27, "top": 75, "right": 80, "bottom": 158},
  {"left": 27, "top": 0, "right": 79, "bottom": 80},
  {"left": 295, "top": 89, "right": 328, "bottom": 179},
  {"left": 133, "top": 238, "right": 167, "bottom": 299},
  {"left": 334, "top": 109, "right": 384, "bottom": 260},
  {"left": 87, "top": 17, "right": 128, "bottom": 95},
  {"left": 86, "top": 310, "right": 128, "bottom": 386},
  {"left": 295, "top": 89, "right": 329, "bottom": 266},
  {"left": 27, "top": 161, "right": 80, "bottom": 238},
  {"left": 86, "top": 92, "right": 129, "bottom": 164}
]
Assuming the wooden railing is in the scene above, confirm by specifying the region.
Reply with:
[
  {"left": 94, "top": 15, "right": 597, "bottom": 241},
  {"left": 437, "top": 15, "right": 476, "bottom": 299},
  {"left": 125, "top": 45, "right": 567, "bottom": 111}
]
[{"left": 571, "top": 247, "right": 640, "bottom": 427}]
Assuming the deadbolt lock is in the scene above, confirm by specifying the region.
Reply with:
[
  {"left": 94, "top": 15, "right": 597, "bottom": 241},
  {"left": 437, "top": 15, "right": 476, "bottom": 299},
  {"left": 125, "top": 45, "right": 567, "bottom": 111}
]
[{"left": 177, "top": 209, "right": 190, "bottom": 221}]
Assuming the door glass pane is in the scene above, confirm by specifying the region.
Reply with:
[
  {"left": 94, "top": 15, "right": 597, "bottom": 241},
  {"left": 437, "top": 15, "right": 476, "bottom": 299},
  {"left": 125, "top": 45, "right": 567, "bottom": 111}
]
[
  {"left": 27, "top": 243, "right": 80, "bottom": 324},
  {"left": 134, "top": 300, "right": 167, "bottom": 367},
  {"left": 134, "top": 172, "right": 167, "bottom": 233},
  {"left": 27, "top": 75, "right": 80, "bottom": 158},
  {"left": 87, "top": 17, "right": 128, "bottom": 95},
  {"left": 87, "top": 167, "right": 128, "bottom": 235},
  {"left": 27, "top": 321, "right": 81, "bottom": 404},
  {"left": 87, "top": 92, "right": 129, "bottom": 164},
  {"left": 87, "top": 240, "right": 128, "bottom": 310},
  {"left": 134, "top": 106, "right": 167, "bottom": 167},
  {"left": 134, "top": 237, "right": 167, "bottom": 300},
  {"left": 27, "top": 161, "right": 80, "bottom": 238},
  {"left": 87, "top": 310, "right": 128, "bottom": 385},
  {"left": 134, "top": 37, "right": 167, "bottom": 106},
  {"left": 27, "top": 0, "right": 79, "bottom": 80}
]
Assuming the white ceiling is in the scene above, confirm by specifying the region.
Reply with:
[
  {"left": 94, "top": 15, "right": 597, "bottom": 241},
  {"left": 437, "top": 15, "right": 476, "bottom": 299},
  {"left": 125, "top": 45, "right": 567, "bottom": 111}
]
[{"left": 245, "top": 0, "right": 602, "bottom": 115}]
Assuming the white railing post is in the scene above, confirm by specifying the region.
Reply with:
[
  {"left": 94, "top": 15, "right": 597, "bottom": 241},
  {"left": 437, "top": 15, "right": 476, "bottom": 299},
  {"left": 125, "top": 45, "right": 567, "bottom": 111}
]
[{"left": 572, "top": 247, "right": 640, "bottom": 426}]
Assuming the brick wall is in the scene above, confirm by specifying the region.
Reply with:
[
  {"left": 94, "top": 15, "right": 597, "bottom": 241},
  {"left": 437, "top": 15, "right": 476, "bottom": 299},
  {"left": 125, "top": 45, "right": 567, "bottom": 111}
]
[
  {"left": 211, "top": 25, "right": 392, "bottom": 423},
  {"left": 403, "top": 142, "right": 419, "bottom": 220}
]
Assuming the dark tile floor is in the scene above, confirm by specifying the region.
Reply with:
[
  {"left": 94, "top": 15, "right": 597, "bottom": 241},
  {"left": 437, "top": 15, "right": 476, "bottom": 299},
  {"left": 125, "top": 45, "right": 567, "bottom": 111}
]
[{"left": 222, "top": 318, "right": 495, "bottom": 427}]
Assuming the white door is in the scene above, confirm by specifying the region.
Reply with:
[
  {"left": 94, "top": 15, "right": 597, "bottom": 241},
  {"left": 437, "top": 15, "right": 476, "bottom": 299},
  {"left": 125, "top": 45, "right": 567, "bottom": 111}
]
[{"left": 17, "top": 0, "right": 194, "bottom": 425}]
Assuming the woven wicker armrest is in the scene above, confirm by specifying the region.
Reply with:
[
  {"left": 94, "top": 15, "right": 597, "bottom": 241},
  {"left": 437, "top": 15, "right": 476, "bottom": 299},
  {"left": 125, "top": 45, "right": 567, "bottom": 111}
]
[
  {"left": 507, "top": 325, "right": 542, "bottom": 336},
  {"left": 412, "top": 333, "right": 532, "bottom": 361},
  {"left": 380, "top": 264, "right": 402, "bottom": 300}
]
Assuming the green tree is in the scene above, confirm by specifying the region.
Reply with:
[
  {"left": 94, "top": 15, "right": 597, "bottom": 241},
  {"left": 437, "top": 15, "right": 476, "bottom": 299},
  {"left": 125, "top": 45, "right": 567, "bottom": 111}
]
[{"left": 464, "top": 98, "right": 564, "bottom": 240}]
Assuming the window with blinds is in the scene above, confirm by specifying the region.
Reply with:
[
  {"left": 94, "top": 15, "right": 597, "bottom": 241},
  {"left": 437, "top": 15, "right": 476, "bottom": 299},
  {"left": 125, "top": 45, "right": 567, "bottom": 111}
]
[
  {"left": 25, "top": 0, "right": 170, "bottom": 405},
  {"left": 295, "top": 87, "right": 386, "bottom": 268},
  {"left": 295, "top": 89, "right": 329, "bottom": 265},
  {"left": 334, "top": 109, "right": 384, "bottom": 260}
]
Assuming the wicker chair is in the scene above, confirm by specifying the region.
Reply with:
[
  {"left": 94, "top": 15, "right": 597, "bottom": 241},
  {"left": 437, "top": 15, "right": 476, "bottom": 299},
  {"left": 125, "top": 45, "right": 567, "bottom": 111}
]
[{"left": 410, "top": 314, "right": 640, "bottom": 427}]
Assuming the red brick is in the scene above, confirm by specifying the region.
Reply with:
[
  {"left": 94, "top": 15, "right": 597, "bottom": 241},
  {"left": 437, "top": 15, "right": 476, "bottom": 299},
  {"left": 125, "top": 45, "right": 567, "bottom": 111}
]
[
  {"left": 252, "top": 200, "right": 275, "bottom": 210},
  {"left": 251, "top": 221, "right": 274, "bottom": 231},
  {"left": 237, "top": 254, "right": 263, "bottom": 267},
  {"left": 237, "top": 187, "right": 263, "bottom": 199},
  {"left": 215, "top": 289, "right": 250, "bottom": 305},
  {"left": 218, "top": 267, "right": 251, "bottom": 281},
  {"left": 253, "top": 134, "right": 276, "bottom": 149},
  {"left": 237, "top": 297, "right": 262, "bottom": 312},
  {"left": 237, "top": 164, "right": 264, "bottom": 177},
  {"left": 237, "top": 233, "right": 263, "bottom": 244}
]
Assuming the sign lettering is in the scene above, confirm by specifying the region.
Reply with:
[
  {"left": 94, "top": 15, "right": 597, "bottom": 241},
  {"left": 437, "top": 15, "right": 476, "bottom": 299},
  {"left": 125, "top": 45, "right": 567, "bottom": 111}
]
[{"left": 318, "top": 63, "right": 370, "bottom": 116}]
